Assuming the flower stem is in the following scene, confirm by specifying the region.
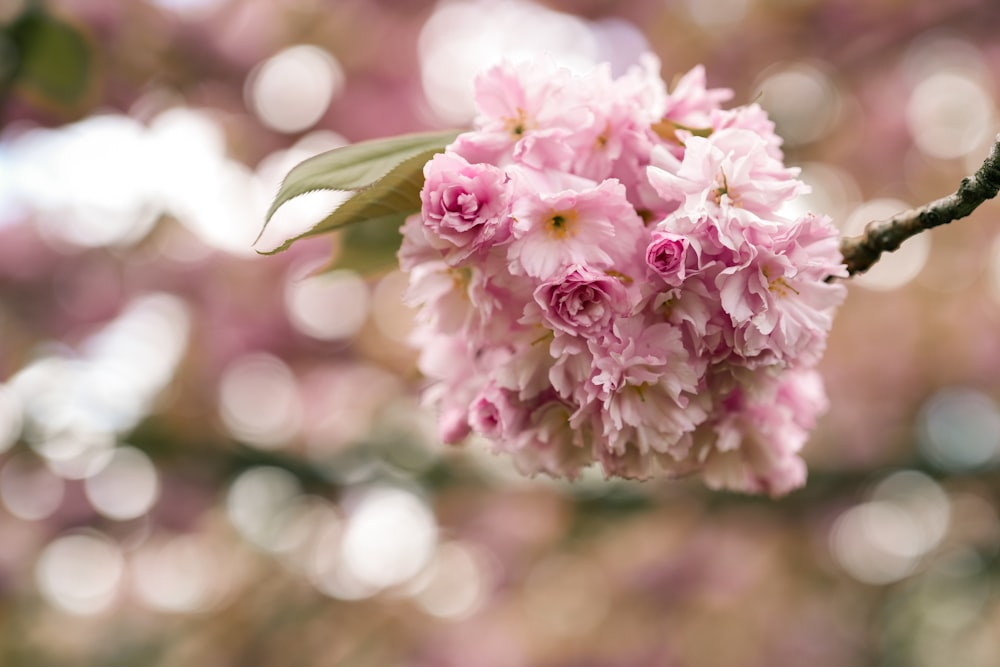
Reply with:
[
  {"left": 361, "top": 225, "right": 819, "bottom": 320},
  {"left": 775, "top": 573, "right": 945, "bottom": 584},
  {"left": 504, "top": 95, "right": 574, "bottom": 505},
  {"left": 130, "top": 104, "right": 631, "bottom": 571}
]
[{"left": 839, "top": 135, "right": 1000, "bottom": 277}]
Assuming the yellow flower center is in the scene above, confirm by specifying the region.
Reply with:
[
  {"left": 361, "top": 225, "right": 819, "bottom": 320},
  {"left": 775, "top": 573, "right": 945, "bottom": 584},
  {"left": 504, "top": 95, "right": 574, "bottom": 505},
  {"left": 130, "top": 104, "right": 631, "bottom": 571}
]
[
  {"left": 658, "top": 296, "right": 677, "bottom": 318},
  {"left": 604, "top": 269, "right": 633, "bottom": 284},
  {"left": 545, "top": 209, "right": 579, "bottom": 239},
  {"left": 712, "top": 169, "right": 732, "bottom": 205},
  {"left": 505, "top": 107, "right": 532, "bottom": 137},
  {"left": 763, "top": 267, "right": 800, "bottom": 297},
  {"left": 449, "top": 266, "right": 472, "bottom": 291},
  {"left": 595, "top": 122, "right": 611, "bottom": 149}
]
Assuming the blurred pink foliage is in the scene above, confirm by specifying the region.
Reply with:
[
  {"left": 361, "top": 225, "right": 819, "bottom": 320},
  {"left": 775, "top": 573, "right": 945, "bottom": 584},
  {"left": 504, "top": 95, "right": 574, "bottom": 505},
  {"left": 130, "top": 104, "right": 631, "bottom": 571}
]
[{"left": 0, "top": 0, "right": 999, "bottom": 666}]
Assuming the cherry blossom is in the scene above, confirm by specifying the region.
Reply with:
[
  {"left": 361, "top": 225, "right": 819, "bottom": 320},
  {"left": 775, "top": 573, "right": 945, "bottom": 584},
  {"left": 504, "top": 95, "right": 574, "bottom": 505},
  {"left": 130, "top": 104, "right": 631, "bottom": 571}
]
[
  {"left": 419, "top": 152, "right": 512, "bottom": 262},
  {"left": 400, "top": 54, "right": 846, "bottom": 495}
]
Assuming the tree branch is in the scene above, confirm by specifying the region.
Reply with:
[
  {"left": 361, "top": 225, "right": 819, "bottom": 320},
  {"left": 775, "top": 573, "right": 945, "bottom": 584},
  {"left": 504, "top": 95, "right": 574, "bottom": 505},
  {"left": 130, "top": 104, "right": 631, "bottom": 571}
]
[{"left": 839, "top": 135, "right": 1000, "bottom": 276}]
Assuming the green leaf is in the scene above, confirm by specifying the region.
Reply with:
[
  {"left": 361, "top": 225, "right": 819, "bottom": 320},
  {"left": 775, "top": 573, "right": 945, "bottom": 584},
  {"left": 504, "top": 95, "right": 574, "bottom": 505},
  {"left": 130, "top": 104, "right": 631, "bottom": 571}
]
[
  {"left": 263, "top": 129, "right": 461, "bottom": 227},
  {"left": 259, "top": 145, "right": 445, "bottom": 256},
  {"left": 8, "top": 8, "right": 94, "bottom": 108},
  {"left": 324, "top": 212, "right": 408, "bottom": 275}
]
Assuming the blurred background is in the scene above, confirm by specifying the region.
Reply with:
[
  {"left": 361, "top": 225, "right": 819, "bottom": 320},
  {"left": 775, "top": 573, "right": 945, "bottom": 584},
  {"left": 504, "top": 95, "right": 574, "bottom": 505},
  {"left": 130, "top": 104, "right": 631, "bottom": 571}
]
[{"left": 1, "top": 0, "right": 1000, "bottom": 665}]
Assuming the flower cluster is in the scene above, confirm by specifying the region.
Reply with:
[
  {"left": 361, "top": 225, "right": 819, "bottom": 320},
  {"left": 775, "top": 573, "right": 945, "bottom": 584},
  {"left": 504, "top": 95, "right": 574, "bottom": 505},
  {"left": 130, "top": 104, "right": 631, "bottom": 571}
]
[{"left": 399, "top": 55, "right": 846, "bottom": 495}]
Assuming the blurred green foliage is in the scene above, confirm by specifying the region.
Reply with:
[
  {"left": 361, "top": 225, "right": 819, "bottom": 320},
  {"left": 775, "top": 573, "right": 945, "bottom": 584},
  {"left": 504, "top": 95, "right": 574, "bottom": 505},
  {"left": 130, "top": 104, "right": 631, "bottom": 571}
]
[{"left": 2, "top": 3, "right": 94, "bottom": 113}]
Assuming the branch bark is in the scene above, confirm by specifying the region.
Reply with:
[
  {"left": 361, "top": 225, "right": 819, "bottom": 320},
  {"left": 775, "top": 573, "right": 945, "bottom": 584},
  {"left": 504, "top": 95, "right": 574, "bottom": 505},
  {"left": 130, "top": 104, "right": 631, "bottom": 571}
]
[{"left": 839, "top": 135, "right": 1000, "bottom": 276}]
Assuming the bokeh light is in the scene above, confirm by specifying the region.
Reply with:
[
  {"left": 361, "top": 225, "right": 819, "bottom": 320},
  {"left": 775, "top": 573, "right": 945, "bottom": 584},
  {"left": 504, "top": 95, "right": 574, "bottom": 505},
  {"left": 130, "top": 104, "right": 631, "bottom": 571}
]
[
  {"left": 371, "top": 270, "right": 416, "bottom": 344},
  {"left": 902, "top": 32, "right": 996, "bottom": 162},
  {"left": 131, "top": 533, "right": 229, "bottom": 613},
  {"left": 409, "top": 541, "right": 491, "bottom": 619},
  {"left": 149, "top": 0, "right": 224, "bottom": 15},
  {"left": 0, "top": 384, "right": 23, "bottom": 455},
  {"left": 831, "top": 470, "right": 950, "bottom": 585},
  {"left": 0, "top": 453, "right": 65, "bottom": 521},
  {"left": 219, "top": 353, "right": 303, "bottom": 449},
  {"left": 917, "top": 387, "right": 1000, "bottom": 472},
  {"left": 755, "top": 62, "right": 842, "bottom": 146},
  {"left": 284, "top": 268, "right": 370, "bottom": 341},
  {"left": 685, "top": 0, "right": 749, "bottom": 29},
  {"left": 84, "top": 445, "right": 160, "bottom": 521},
  {"left": 79, "top": 294, "right": 191, "bottom": 429},
  {"left": 832, "top": 500, "right": 924, "bottom": 584},
  {"left": 8, "top": 115, "right": 159, "bottom": 248},
  {"left": 247, "top": 45, "right": 345, "bottom": 134},
  {"left": 871, "top": 470, "right": 951, "bottom": 552},
  {"left": 418, "top": 0, "right": 637, "bottom": 125},
  {"left": 226, "top": 466, "right": 304, "bottom": 552},
  {"left": 308, "top": 509, "right": 377, "bottom": 601},
  {"left": 7, "top": 294, "right": 189, "bottom": 473},
  {"left": 299, "top": 362, "right": 404, "bottom": 456},
  {"left": 339, "top": 486, "right": 438, "bottom": 591},
  {"left": 31, "top": 427, "right": 115, "bottom": 481},
  {"left": 35, "top": 532, "right": 124, "bottom": 615},
  {"left": 906, "top": 71, "right": 996, "bottom": 161},
  {"left": 147, "top": 108, "right": 263, "bottom": 255},
  {"left": 793, "top": 162, "right": 862, "bottom": 224}
]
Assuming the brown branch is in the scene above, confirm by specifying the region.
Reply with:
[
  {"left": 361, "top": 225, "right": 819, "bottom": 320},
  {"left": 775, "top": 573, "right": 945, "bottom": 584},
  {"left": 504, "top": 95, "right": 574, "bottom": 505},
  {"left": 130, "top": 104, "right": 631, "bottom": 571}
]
[{"left": 839, "top": 135, "right": 1000, "bottom": 277}]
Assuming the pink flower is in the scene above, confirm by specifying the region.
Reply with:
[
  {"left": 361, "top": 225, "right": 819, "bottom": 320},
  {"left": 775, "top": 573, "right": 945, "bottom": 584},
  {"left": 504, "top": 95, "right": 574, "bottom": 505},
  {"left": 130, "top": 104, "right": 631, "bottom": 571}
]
[
  {"left": 571, "top": 318, "right": 709, "bottom": 470},
  {"left": 646, "top": 230, "right": 692, "bottom": 286},
  {"left": 451, "top": 58, "right": 589, "bottom": 171},
  {"left": 403, "top": 260, "right": 478, "bottom": 335},
  {"left": 715, "top": 213, "right": 846, "bottom": 366},
  {"left": 567, "top": 56, "right": 666, "bottom": 185},
  {"left": 710, "top": 103, "right": 786, "bottom": 160},
  {"left": 646, "top": 128, "right": 807, "bottom": 218},
  {"left": 590, "top": 318, "right": 703, "bottom": 401},
  {"left": 398, "top": 212, "right": 438, "bottom": 273},
  {"left": 420, "top": 152, "right": 511, "bottom": 262},
  {"left": 505, "top": 401, "right": 592, "bottom": 479},
  {"left": 547, "top": 332, "right": 596, "bottom": 403},
  {"left": 468, "top": 382, "right": 525, "bottom": 440},
  {"left": 662, "top": 65, "right": 733, "bottom": 128},
  {"left": 414, "top": 333, "right": 479, "bottom": 444},
  {"left": 508, "top": 178, "right": 643, "bottom": 279},
  {"left": 493, "top": 330, "right": 557, "bottom": 400},
  {"left": 396, "top": 52, "right": 846, "bottom": 494},
  {"left": 695, "top": 369, "right": 827, "bottom": 496},
  {"left": 530, "top": 264, "right": 633, "bottom": 336}
]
